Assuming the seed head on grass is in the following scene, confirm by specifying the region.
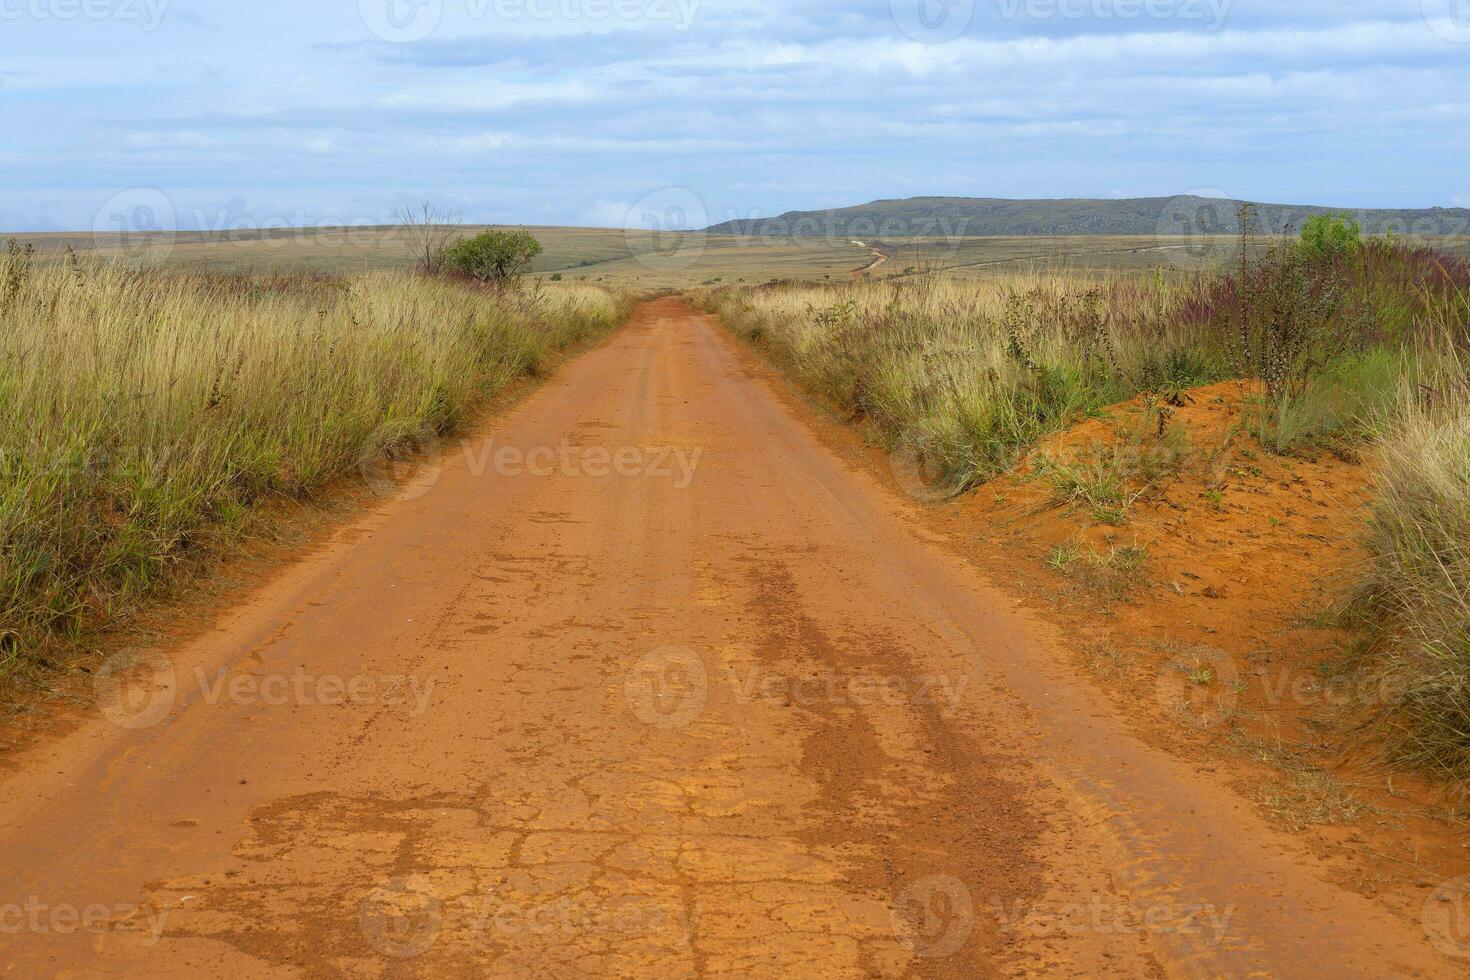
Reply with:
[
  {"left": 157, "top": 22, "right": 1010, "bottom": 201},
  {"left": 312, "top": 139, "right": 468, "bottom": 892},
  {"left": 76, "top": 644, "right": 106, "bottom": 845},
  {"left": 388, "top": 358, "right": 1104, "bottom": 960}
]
[{"left": 0, "top": 259, "right": 627, "bottom": 683}]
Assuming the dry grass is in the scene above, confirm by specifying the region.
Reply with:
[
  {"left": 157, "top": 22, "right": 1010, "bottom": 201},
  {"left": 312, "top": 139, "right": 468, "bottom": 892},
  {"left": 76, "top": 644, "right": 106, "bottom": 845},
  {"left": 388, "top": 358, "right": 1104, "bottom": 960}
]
[
  {"left": 699, "top": 239, "right": 1469, "bottom": 499},
  {"left": 1351, "top": 331, "right": 1470, "bottom": 779},
  {"left": 0, "top": 250, "right": 627, "bottom": 684},
  {"left": 1033, "top": 404, "right": 1192, "bottom": 525},
  {"left": 700, "top": 271, "right": 1224, "bottom": 496},
  {"left": 1046, "top": 540, "right": 1150, "bottom": 598},
  {"left": 1231, "top": 730, "right": 1369, "bottom": 831},
  {"left": 703, "top": 238, "right": 1470, "bottom": 785}
]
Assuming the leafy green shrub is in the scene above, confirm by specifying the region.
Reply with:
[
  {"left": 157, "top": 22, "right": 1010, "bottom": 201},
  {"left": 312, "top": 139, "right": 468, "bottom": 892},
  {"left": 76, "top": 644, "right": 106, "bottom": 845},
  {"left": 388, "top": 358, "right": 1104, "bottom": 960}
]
[
  {"left": 1298, "top": 213, "right": 1362, "bottom": 259},
  {"left": 438, "top": 230, "right": 543, "bottom": 286}
]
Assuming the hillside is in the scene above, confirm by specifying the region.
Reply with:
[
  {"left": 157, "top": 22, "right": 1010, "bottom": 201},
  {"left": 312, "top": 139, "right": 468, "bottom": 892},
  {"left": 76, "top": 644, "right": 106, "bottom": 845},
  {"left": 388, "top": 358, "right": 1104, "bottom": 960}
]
[{"left": 705, "top": 195, "right": 1470, "bottom": 238}]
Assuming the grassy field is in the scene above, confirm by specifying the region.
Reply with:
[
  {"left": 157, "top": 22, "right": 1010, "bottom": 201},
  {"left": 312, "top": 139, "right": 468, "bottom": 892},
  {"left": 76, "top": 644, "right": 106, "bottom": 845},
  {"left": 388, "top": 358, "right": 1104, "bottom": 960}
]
[
  {"left": 0, "top": 250, "right": 627, "bottom": 691},
  {"left": 874, "top": 235, "right": 1268, "bottom": 277},
  {"left": 17, "top": 224, "right": 873, "bottom": 285},
  {"left": 23, "top": 222, "right": 1470, "bottom": 286},
  {"left": 863, "top": 234, "right": 1470, "bottom": 279},
  {"left": 697, "top": 235, "right": 1470, "bottom": 780},
  {"left": 540, "top": 234, "right": 872, "bottom": 287},
  {"left": 19, "top": 226, "right": 640, "bottom": 277},
  {"left": 6, "top": 217, "right": 1470, "bottom": 779}
]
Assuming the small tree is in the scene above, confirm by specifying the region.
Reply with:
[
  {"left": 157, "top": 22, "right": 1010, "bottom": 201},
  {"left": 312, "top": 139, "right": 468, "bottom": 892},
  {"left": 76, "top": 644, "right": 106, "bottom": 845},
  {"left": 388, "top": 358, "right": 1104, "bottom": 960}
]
[
  {"left": 437, "top": 229, "right": 543, "bottom": 287},
  {"left": 1298, "top": 213, "right": 1361, "bottom": 259},
  {"left": 396, "top": 202, "right": 462, "bottom": 273}
]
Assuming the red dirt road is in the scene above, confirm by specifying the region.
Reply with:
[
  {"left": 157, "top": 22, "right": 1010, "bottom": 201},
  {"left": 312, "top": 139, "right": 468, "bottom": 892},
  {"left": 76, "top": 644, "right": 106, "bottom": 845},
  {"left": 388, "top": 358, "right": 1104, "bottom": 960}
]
[{"left": 0, "top": 298, "right": 1459, "bottom": 977}]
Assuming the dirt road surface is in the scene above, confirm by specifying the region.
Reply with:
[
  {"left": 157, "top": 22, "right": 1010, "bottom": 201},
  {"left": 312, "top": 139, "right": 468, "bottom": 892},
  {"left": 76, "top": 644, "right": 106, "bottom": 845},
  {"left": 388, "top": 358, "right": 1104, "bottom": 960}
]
[
  {"left": 0, "top": 299, "right": 1459, "bottom": 977},
  {"left": 852, "top": 246, "right": 888, "bottom": 278}
]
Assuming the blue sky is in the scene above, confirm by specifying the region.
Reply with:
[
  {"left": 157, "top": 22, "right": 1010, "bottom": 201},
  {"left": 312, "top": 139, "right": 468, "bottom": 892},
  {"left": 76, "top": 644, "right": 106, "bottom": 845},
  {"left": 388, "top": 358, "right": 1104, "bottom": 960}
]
[{"left": 2, "top": 0, "right": 1469, "bottom": 231}]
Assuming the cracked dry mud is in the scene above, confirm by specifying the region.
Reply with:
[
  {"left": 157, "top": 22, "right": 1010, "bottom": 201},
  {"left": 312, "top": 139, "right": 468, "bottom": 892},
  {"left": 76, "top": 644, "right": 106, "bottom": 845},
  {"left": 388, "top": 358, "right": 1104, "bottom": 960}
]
[{"left": 0, "top": 299, "right": 1460, "bottom": 977}]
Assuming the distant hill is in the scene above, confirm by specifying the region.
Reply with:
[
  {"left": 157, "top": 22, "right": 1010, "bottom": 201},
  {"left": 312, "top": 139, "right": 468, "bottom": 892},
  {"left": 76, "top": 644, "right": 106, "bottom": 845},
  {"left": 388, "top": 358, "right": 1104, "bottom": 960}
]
[{"left": 705, "top": 196, "right": 1470, "bottom": 239}]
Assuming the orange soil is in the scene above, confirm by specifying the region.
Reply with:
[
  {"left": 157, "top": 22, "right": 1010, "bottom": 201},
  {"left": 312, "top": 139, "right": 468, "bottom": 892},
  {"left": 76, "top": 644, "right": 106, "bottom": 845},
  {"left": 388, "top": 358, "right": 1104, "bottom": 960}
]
[{"left": 924, "top": 381, "right": 1470, "bottom": 911}]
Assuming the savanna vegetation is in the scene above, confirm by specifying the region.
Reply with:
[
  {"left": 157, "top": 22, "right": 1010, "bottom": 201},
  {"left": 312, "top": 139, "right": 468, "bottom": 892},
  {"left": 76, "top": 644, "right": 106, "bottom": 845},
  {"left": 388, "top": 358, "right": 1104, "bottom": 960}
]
[
  {"left": 699, "top": 214, "right": 1470, "bottom": 782},
  {"left": 0, "top": 241, "right": 627, "bottom": 690},
  {"left": 1350, "top": 342, "right": 1470, "bottom": 779},
  {"left": 437, "top": 229, "right": 544, "bottom": 286}
]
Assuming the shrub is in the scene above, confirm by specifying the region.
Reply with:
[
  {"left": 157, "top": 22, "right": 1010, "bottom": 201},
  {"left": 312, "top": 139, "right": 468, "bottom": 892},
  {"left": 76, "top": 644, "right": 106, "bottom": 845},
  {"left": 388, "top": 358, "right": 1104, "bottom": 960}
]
[
  {"left": 438, "top": 230, "right": 543, "bottom": 286},
  {"left": 1184, "top": 237, "right": 1470, "bottom": 451},
  {"left": 1298, "top": 213, "right": 1362, "bottom": 259},
  {"left": 1201, "top": 244, "right": 1348, "bottom": 403}
]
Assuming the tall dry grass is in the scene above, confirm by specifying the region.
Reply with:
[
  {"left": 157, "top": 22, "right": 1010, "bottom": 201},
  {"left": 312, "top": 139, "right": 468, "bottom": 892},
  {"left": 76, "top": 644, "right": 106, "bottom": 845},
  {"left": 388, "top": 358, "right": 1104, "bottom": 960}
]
[
  {"left": 704, "top": 243, "right": 1470, "bottom": 782},
  {"left": 1353, "top": 327, "right": 1470, "bottom": 779},
  {"left": 0, "top": 251, "right": 626, "bottom": 681},
  {"left": 703, "top": 271, "right": 1227, "bottom": 494},
  {"left": 703, "top": 243, "right": 1470, "bottom": 493}
]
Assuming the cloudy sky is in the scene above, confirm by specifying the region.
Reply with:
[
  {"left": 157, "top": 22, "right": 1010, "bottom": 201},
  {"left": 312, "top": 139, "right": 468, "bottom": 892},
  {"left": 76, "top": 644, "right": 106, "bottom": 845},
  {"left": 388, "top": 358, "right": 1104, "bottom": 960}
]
[{"left": 3, "top": 0, "right": 1469, "bottom": 232}]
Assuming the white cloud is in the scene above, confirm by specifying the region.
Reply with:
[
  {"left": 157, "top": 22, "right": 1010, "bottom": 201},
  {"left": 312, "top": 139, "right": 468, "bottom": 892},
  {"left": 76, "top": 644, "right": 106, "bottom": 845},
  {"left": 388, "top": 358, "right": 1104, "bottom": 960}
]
[
  {"left": 2, "top": 0, "right": 1466, "bottom": 228},
  {"left": 579, "top": 200, "right": 635, "bottom": 227}
]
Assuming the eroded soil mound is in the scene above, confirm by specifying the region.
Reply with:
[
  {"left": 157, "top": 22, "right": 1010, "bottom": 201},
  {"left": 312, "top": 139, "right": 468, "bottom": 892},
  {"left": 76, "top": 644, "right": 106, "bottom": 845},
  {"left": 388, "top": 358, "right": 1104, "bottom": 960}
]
[{"left": 933, "top": 381, "right": 1468, "bottom": 905}]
